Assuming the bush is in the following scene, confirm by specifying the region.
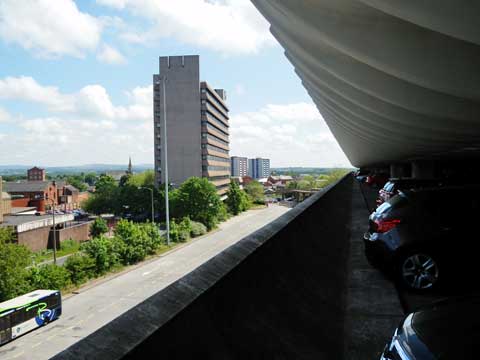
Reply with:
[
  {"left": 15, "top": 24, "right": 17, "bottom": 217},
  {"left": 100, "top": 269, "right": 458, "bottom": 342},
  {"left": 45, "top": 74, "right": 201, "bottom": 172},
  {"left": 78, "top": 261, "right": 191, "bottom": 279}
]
[
  {"left": 81, "top": 236, "right": 119, "bottom": 274},
  {"left": 190, "top": 221, "right": 207, "bottom": 237},
  {"left": 64, "top": 253, "right": 96, "bottom": 285},
  {"left": 60, "top": 239, "right": 80, "bottom": 252},
  {"left": 90, "top": 217, "right": 109, "bottom": 238},
  {"left": 140, "top": 222, "right": 164, "bottom": 253},
  {"left": 114, "top": 220, "right": 148, "bottom": 264},
  {"left": 169, "top": 218, "right": 191, "bottom": 243},
  {"left": 27, "top": 264, "right": 72, "bottom": 290}
]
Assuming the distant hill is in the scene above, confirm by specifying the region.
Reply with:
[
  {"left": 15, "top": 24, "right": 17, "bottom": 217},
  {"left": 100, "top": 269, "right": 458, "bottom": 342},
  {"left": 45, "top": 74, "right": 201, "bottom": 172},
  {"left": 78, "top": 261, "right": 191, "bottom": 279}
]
[
  {"left": 0, "top": 164, "right": 153, "bottom": 175},
  {"left": 271, "top": 167, "right": 353, "bottom": 175}
]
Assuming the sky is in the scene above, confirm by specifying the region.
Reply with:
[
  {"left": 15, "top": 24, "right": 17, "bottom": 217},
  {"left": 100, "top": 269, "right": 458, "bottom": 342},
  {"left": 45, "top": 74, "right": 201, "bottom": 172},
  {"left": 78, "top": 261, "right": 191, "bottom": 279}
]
[{"left": 0, "top": 0, "right": 351, "bottom": 168}]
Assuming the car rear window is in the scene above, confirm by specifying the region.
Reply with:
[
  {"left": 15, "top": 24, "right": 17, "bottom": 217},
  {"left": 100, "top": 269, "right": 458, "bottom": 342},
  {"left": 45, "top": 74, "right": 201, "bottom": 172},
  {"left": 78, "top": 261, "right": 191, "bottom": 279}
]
[
  {"left": 376, "top": 193, "right": 409, "bottom": 214},
  {"left": 382, "top": 182, "right": 394, "bottom": 191}
]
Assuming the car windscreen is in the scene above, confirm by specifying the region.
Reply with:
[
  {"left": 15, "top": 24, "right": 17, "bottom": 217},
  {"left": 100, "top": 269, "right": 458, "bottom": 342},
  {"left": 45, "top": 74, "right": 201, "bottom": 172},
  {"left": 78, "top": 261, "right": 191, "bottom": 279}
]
[{"left": 377, "top": 193, "right": 409, "bottom": 214}]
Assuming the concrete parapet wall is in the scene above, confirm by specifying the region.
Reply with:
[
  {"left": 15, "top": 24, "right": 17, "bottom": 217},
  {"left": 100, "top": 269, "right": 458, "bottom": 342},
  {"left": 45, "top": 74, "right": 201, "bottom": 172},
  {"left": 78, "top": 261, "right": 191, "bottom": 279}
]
[{"left": 53, "top": 175, "right": 353, "bottom": 360}]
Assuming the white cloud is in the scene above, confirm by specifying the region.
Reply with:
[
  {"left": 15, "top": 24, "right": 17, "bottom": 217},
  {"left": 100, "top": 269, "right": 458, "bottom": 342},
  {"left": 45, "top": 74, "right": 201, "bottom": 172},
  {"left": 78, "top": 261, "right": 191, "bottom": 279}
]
[
  {"left": 0, "top": 76, "right": 75, "bottom": 112},
  {"left": 0, "top": 0, "right": 102, "bottom": 58},
  {"left": 0, "top": 115, "right": 153, "bottom": 165},
  {"left": 97, "top": 0, "right": 276, "bottom": 55},
  {"left": 0, "top": 76, "right": 152, "bottom": 122},
  {"left": 0, "top": 107, "right": 11, "bottom": 123},
  {"left": 230, "top": 103, "right": 351, "bottom": 167},
  {"left": 96, "top": 44, "right": 127, "bottom": 65}
]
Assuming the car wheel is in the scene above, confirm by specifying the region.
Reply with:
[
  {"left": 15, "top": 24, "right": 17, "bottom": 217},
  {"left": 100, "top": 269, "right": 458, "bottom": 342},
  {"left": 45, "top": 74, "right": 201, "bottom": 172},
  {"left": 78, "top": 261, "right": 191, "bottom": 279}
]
[{"left": 398, "top": 253, "right": 440, "bottom": 290}]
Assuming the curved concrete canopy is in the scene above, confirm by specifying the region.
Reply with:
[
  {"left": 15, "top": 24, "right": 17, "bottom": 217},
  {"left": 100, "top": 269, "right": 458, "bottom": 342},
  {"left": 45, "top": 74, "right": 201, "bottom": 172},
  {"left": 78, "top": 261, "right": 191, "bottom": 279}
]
[{"left": 251, "top": 0, "right": 480, "bottom": 167}]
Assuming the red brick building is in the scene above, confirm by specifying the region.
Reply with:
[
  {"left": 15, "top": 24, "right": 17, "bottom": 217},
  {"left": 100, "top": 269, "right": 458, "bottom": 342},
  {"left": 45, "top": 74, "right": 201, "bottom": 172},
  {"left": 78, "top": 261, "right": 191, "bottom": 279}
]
[
  {"left": 4, "top": 181, "right": 58, "bottom": 212},
  {"left": 27, "top": 166, "right": 46, "bottom": 181}
]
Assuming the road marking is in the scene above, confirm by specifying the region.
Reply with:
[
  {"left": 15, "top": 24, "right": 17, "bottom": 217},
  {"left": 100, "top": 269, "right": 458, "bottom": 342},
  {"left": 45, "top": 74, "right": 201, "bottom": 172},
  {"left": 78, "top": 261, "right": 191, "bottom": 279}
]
[
  {"left": 142, "top": 271, "right": 151, "bottom": 276},
  {"left": 12, "top": 351, "right": 25, "bottom": 358},
  {"left": 31, "top": 342, "right": 43, "bottom": 349},
  {"left": 127, "top": 291, "right": 135, "bottom": 297}
]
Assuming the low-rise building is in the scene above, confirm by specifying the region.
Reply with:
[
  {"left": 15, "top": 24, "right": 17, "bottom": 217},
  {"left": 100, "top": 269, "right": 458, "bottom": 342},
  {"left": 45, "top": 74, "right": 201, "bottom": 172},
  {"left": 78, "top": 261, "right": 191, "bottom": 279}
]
[
  {"left": 4, "top": 181, "right": 58, "bottom": 212},
  {"left": 0, "top": 213, "right": 91, "bottom": 252}
]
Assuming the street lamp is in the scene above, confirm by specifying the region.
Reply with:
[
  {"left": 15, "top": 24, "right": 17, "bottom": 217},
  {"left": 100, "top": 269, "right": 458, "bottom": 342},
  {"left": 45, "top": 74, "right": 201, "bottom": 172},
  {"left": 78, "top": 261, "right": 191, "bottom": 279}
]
[
  {"left": 138, "top": 187, "right": 154, "bottom": 224},
  {"left": 161, "top": 76, "right": 171, "bottom": 246},
  {"left": 45, "top": 196, "right": 57, "bottom": 265}
]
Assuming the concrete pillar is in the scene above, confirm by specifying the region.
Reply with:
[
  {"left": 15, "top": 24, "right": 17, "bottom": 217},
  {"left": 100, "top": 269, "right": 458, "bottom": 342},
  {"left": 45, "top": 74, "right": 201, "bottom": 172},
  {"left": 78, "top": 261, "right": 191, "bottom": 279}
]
[
  {"left": 411, "top": 161, "right": 435, "bottom": 179},
  {"left": 390, "top": 163, "right": 410, "bottom": 178}
]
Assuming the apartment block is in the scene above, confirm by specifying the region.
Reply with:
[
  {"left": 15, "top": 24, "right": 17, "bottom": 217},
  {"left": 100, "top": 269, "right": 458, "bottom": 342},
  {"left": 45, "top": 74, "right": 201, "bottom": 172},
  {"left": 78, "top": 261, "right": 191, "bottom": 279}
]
[
  {"left": 231, "top": 156, "right": 248, "bottom": 177},
  {"left": 248, "top": 158, "right": 271, "bottom": 179},
  {"left": 153, "top": 55, "right": 230, "bottom": 194}
]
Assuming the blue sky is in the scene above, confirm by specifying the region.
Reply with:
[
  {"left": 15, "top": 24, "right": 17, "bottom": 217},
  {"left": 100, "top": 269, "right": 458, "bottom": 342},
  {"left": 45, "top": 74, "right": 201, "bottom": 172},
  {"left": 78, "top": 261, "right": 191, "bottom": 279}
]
[{"left": 0, "top": 0, "right": 351, "bottom": 168}]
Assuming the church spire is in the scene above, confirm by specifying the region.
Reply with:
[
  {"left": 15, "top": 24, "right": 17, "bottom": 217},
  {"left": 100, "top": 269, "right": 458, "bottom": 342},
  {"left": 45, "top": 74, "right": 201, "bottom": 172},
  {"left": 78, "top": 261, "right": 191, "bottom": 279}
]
[{"left": 127, "top": 156, "right": 133, "bottom": 175}]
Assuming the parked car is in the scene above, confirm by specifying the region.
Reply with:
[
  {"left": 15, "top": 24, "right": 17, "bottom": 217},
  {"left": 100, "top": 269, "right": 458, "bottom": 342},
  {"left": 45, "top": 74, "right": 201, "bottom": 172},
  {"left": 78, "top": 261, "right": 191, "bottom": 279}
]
[
  {"left": 354, "top": 169, "right": 369, "bottom": 183},
  {"left": 365, "top": 172, "right": 389, "bottom": 188},
  {"left": 376, "top": 178, "right": 444, "bottom": 206},
  {"left": 380, "top": 296, "right": 480, "bottom": 359},
  {"left": 364, "top": 185, "right": 480, "bottom": 291}
]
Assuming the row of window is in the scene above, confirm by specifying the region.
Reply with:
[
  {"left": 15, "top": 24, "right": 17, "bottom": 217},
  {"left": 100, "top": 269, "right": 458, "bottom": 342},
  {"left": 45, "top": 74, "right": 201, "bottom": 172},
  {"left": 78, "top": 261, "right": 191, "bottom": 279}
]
[
  {"left": 202, "top": 102, "right": 228, "bottom": 123},
  {"left": 202, "top": 143, "right": 229, "bottom": 155},
  {"left": 207, "top": 175, "right": 230, "bottom": 181},
  {"left": 202, "top": 166, "right": 230, "bottom": 171},
  {"left": 200, "top": 87, "right": 229, "bottom": 114},
  {"left": 205, "top": 123, "right": 229, "bottom": 140},
  {"left": 204, "top": 133, "right": 229, "bottom": 147},
  {"left": 202, "top": 114, "right": 229, "bottom": 133},
  {"left": 202, "top": 155, "right": 230, "bottom": 163}
]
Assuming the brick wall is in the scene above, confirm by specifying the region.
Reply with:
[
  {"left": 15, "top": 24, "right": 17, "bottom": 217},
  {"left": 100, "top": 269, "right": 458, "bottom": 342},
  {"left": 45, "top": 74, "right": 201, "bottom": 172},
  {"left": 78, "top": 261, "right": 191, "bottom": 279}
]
[
  {"left": 50, "top": 221, "right": 92, "bottom": 248},
  {"left": 17, "top": 227, "right": 50, "bottom": 252}
]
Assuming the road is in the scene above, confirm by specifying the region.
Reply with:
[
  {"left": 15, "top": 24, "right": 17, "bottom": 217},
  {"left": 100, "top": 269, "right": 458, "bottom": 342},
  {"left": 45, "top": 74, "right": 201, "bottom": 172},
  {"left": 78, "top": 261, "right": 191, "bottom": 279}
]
[{"left": 0, "top": 204, "right": 290, "bottom": 360}]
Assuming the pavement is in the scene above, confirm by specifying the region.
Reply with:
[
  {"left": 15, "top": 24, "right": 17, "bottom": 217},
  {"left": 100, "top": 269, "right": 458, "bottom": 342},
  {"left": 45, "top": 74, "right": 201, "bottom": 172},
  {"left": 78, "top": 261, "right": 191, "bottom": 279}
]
[{"left": 0, "top": 204, "right": 290, "bottom": 360}]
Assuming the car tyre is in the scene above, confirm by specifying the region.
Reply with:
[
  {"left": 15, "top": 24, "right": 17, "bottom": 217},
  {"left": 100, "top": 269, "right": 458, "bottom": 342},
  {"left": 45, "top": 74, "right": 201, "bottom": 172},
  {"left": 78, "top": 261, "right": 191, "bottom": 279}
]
[{"left": 396, "top": 251, "right": 440, "bottom": 291}]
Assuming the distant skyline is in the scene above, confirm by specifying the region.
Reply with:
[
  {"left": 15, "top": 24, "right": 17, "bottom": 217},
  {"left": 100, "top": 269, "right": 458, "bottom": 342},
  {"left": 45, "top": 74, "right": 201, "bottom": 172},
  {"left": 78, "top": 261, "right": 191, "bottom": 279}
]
[{"left": 0, "top": 0, "right": 351, "bottom": 168}]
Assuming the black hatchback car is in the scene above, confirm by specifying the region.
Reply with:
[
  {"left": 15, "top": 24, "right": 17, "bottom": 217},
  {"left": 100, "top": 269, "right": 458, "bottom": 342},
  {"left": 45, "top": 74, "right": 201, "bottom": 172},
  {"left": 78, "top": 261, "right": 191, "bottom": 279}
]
[
  {"left": 364, "top": 185, "right": 480, "bottom": 290},
  {"left": 381, "top": 296, "right": 480, "bottom": 359}
]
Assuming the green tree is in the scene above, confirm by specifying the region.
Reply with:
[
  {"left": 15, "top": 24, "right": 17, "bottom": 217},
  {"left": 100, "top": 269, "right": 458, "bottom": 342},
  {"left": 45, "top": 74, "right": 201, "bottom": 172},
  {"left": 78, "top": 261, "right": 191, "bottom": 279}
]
[
  {"left": 226, "top": 180, "right": 250, "bottom": 215},
  {"left": 0, "top": 229, "right": 33, "bottom": 301},
  {"left": 172, "top": 177, "right": 223, "bottom": 230},
  {"left": 66, "top": 175, "right": 88, "bottom": 192},
  {"left": 90, "top": 217, "right": 109, "bottom": 238},
  {"left": 83, "top": 175, "right": 119, "bottom": 214},
  {"left": 81, "top": 236, "right": 119, "bottom": 274},
  {"left": 27, "top": 264, "right": 71, "bottom": 291},
  {"left": 84, "top": 172, "right": 98, "bottom": 186},
  {"left": 244, "top": 180, "right": 264, "bottom": 203},
  {"left": 64, "top": 254, "right": 96, "bottom": 285}
]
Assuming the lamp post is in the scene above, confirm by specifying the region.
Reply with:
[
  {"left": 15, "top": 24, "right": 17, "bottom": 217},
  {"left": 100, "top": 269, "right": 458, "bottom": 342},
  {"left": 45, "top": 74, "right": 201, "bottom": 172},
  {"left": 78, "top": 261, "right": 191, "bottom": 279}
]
[
  {"left": 162, "top": 76, "right": 171, "bottom": 246},
  {"left": 46, "top": 197, "right": 57, "bottom": 265},
  {"left": 138, "top": 187, "right": 154, "bottom": 224}
]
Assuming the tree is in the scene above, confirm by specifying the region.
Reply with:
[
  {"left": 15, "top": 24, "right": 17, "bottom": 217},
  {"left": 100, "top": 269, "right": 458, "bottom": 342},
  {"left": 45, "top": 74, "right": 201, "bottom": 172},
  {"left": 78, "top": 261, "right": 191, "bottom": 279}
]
[
  {"left": 244, "top": 180, "right": 264, "bottom": 203},
  {"left": 0, "top": 229, "right": 33, "bottom": 301},
  {"left": 66, "top": 175, "right": 88, "bottom": 192},
  {"left": 172, "top": 177, "right": 223, "bottom": 230},
  {"left": 226, "top": 180, "right": 250, "bottom": 215},
  {"left": 83, "top": 175, "right": 119, "bottom": 214},
  {"left": 84, "top": 172, "right": 98, "bottom": 186},
  {"left": 90, "top": 217, "right": 109, "bottom": 238}
]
